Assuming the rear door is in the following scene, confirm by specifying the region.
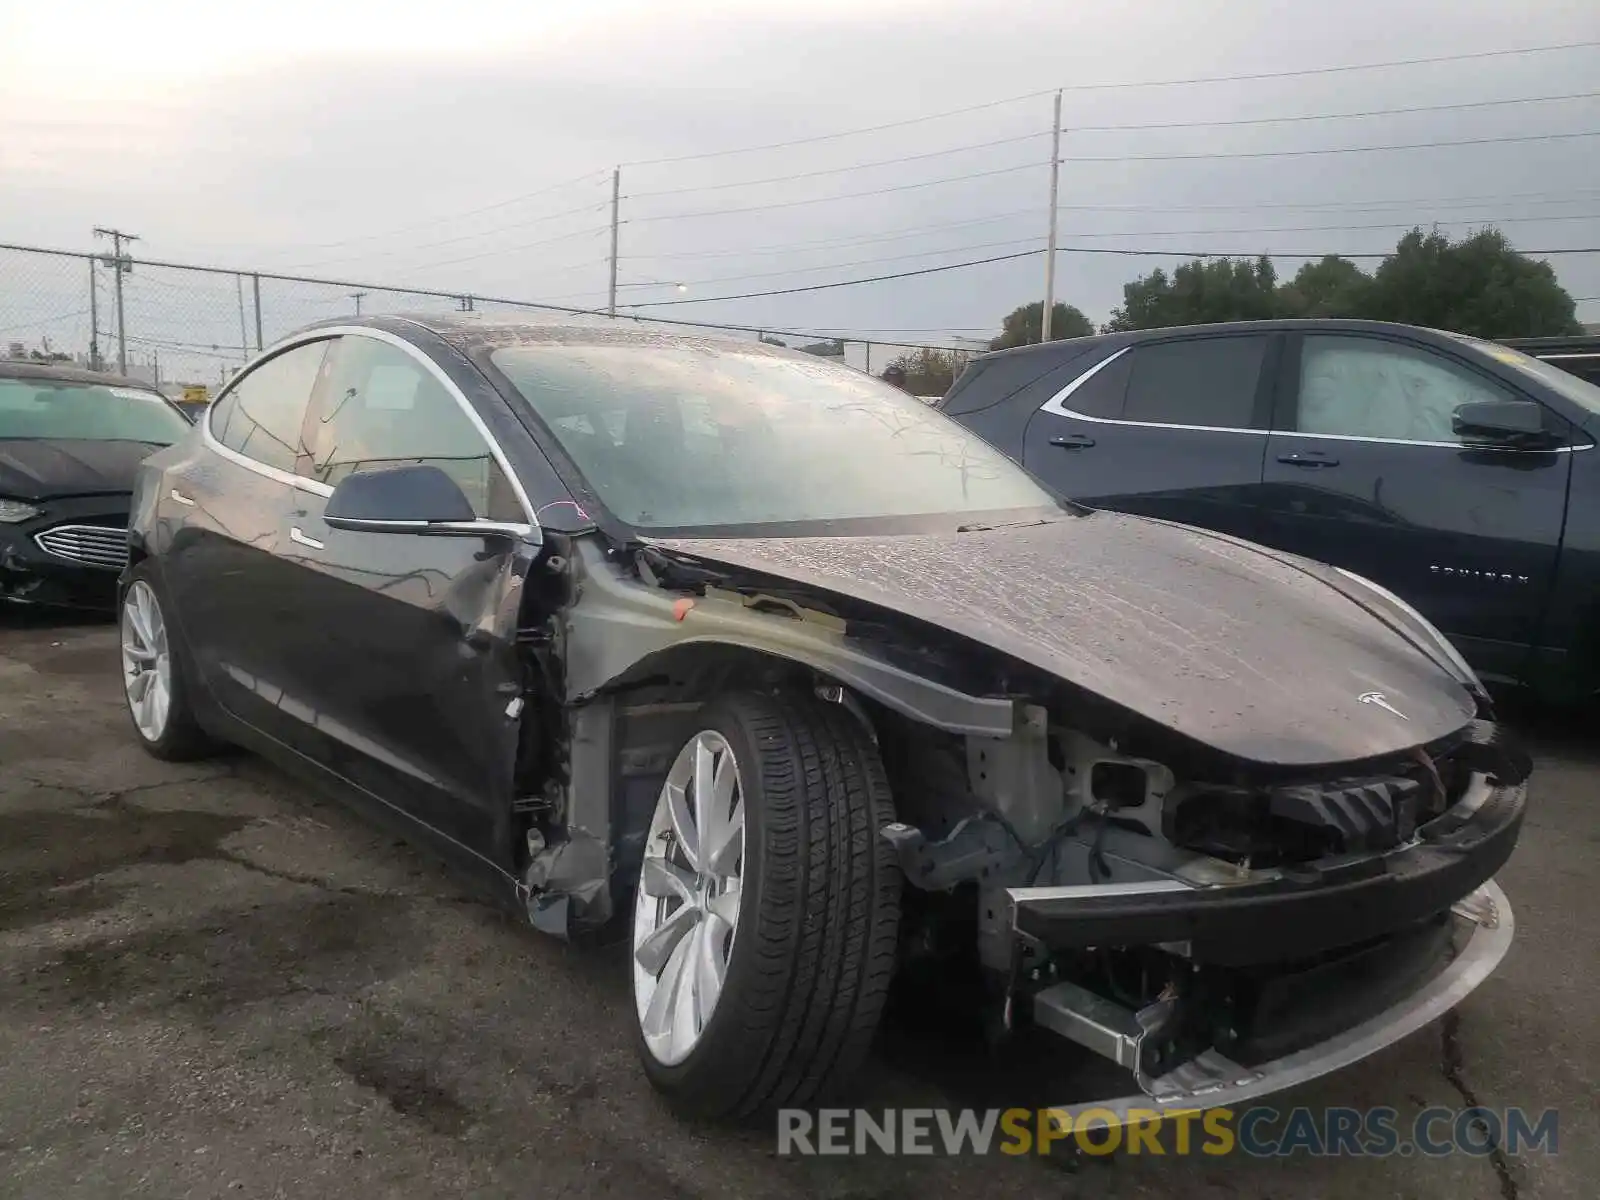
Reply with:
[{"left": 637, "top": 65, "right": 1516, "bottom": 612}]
[
  {"left": 273, "top": 331, "right": 533, "bottom": 858},
  {"left": 162, "top": 339, "right": 332, "bottom": 733},
  {"left": 1021, "top": 331, "right": 1279, "bottom": 542},
  {"left": 1258, "top": 331, "right": 1575, "bottom": 682}
]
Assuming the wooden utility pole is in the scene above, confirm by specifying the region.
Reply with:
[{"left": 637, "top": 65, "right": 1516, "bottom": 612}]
[{"left": 93, "top": 227, "right": 138, "bottom": 374}]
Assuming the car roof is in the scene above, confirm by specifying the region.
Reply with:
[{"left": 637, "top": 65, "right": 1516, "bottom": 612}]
[
  {"left": 0, "top": 358, "right": 165, "bottom": 391},
  {"left": 295, "top": 310, "right": 783, "bottom": 357},
  {"left": 971, "top": 318, "right": 1467, "bottom": 366}
]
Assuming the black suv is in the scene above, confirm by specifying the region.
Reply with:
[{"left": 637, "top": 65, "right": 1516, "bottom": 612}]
[{"left": 939, "top": 319, "right": 1600, "bottom": 701}]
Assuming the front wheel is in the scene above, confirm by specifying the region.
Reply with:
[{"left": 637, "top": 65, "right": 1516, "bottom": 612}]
[
  {"left": 119, "top": 571, "right": 221, "bottom": 761},
  {"left": 630, "top": 690, "right": 902, "bottom": 1119}
]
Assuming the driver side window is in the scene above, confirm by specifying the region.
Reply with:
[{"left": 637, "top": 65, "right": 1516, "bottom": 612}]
[
  {"left": 1293, "top": 336, "right": 1514, "bottom": 443},
  {"left": 302, "top": 335, "right": 522, "bottom": 521}
]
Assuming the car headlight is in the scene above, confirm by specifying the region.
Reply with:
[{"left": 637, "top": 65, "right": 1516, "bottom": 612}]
[
  {"left": 1333, "top": 566, "right": 1483, "bottom": 687},
  {"left": 0, "top": 499, "right": 42, "bottom": 524}
]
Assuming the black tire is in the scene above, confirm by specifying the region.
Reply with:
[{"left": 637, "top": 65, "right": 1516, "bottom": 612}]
[
  {"left": 633, "top": 689, "right": 902, "bottom": 1120},
  {"left": 119, "top": 564, "right": 223, "bottom": 762}
]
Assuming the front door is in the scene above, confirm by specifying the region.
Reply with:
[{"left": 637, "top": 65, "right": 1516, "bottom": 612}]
[
  {"left": 1257, "top": 331, "right": 1574, "bottom": 682},
  {"left": 274, "top": 332, "right": 531, "bottom": 860},
  {"left": 1022, "top": 332, "right": 1278, "bottom": 543}
]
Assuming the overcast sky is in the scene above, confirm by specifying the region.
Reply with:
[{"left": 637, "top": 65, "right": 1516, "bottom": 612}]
[{"left": 2, "top": 0, "right": 1597, "bottom": 377}]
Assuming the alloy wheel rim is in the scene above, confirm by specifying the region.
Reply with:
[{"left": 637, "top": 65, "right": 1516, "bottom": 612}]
[
  {"left": 632, "top": 729, "right": 746, "bottom": 1067},
  {"left": 121, "top": 580, "right": 172, "bottom": 743}
]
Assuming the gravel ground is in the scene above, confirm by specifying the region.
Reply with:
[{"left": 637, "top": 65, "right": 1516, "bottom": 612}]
[{"left": 1, "top": 612, "right": 1594, "bottom": 1199}]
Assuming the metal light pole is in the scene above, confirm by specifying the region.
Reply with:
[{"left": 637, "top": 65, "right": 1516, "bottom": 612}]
[{"left": 1041, "top": 90, "right": 1063, "bottom": 343}]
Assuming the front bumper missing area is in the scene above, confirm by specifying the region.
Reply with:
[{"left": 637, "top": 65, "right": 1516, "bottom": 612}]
[{"left": 1032, "top": 878, "right": 1513, "bottom": 1128}]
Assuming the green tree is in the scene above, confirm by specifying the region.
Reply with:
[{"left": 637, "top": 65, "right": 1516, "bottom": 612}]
[
  {"left": 1104, "top": 255, "right": 1281, "bottom": 331},
  {"left": 798, "top": 338, "right": 846, "bottom": 357},
  {"left": 1361, "top": 228, "right": 1582, "bottom": 338},
  {"left": 990, "top": 301, "right": 1094, "bottom": 349},
  {"left": 885, "top": 348, "right": 971, "bottom": 395},
  {"left": 1276, "top": 256, "right": 1371, "bottom": 317}
]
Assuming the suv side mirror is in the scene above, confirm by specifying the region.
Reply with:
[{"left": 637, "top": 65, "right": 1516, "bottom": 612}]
[
  {"left": 1451, "top": 400, "right": 1560, "bottom": 449},
  {"left": 324, "top": 464, "right": 540, "bottom": 542}
]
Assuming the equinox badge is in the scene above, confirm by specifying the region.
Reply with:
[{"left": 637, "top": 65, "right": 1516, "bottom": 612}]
[{"left": 1358, "top": 691, "right": 1409, "bottom": 720}]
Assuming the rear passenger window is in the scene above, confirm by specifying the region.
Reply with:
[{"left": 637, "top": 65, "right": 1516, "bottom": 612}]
[
  {"left": 208, "top": 341, "right": 331, "bottom": 472},
  {"left": 1059, "top": 351, "right": 1132, "bottom": 419},
  {"left": 940, "top": 354, "right": 1063, "bottom": 416},
  {"left": 1122, "top": 336, "right": 1268, "bottom": 429}
]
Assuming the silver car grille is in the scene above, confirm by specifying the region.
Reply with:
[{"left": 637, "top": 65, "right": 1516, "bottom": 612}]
[{"left": 34, "top": 523, "right": 129, "bottom": 570}]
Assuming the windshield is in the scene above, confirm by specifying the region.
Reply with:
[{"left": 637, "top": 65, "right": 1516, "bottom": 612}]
[
  {"left": 0, "top": 379, "right": 192, "bottom": 445},
  {"left": 490, "top": 343, "right": 1061, "bottom": 532},
  {"left": 1449, "top": 335, "right": 1600, "bottom": 417}
]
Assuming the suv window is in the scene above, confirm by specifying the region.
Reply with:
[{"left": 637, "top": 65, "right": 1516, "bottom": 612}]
[
  {"left": 1057, "top": 350, "right": 1132, "bottom": 419},
  {"left": 1123, "top": 336, "right": 1268, "bottom": 428},
  {"left": 209, "top": 341, "right": 330, "bottom": 472},
  {"left": 1294, "top": 336, "right": 1513, "bottom": 443},
  {"left": 303, "top": 335, "right": 521, "bottom": 520}
]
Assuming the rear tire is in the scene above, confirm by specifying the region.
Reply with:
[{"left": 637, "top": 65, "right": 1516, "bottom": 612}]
[
  {"left": 630, "top": 689, "right": 902, "bottom": 1119},
  {"left": 119, "top": 566, "right": 222, "bottom": 762}
]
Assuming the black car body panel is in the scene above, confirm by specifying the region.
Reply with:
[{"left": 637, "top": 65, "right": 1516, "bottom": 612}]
[
  {"left": 940, "top": 319, "right": 1600, "bottom": 700},
  {"left": 647, "top": 513, "right": 1475, "bottom": 768},
  {"left": 0, "top": 437, "right": 170, "bottom": 500},
  {"left": 1, "top": 361, "right": 188, "bottom": 609}
]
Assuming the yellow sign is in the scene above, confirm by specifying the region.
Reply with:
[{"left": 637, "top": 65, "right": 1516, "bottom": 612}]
[{"left": 181, "top": 384, "right": 209, "bottom": 405}]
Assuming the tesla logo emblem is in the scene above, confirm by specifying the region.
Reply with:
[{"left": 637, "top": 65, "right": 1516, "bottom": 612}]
[{"left": 1359, "top": 692, "right": 1409, "bottom": 720}]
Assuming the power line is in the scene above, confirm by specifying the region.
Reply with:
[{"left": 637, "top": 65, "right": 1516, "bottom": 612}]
[
  {"left": 626, "top": 132, "right": 1050, "bottom": 199},
  {"left": 1069, "top": 90, "right": 1600, "bottom": 132},
  {"left": 622, "top": 213, "right": 1600, "bottom": 292},
  {"left": 625, "top": 95, "right": 1600, "bottom": 202},
  {"left": 621, "top": 40, "right": 1600, "bottom": 167},
  {"left": 625, "top": 133, "right": 1600, "bottom": 225},
  {"left": 1063, "top": 129, "right": 1600, "bottom": 163},
  {"left": 280, "top": 199, "right": 611, "bottom": 270},
  {"left": 396, "top": 227, "right": 612, "bottom": 273},
  {"left": 626, "top": 190, "right": 1600, "bottom": 262},
  {"left": 626, "top": 244, "right": 1600, "bottom": 308},
  {"left": 260, "top": 169, "right": 612, "bottom": 256}
]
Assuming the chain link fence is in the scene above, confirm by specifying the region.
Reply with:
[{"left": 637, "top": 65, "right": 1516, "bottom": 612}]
[{"left": 1, "top": 242, "right": 975, "bottom": 398}]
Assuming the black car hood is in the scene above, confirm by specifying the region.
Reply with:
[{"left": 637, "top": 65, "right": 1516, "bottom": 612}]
[
  {"left": 0, "top": 439, "right": 162, "bottom": 500},
  {"left": 645, "top": 513, "right": 1476, "bottom": 768}
]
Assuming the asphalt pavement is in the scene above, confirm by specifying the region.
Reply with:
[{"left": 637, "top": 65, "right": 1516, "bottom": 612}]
[{"left": 1, "top": 613, "right": 1594, "bottom": 1199}]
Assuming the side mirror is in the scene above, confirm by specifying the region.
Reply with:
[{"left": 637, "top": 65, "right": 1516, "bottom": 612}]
[
  {"left": 324, "top": 464, "right": 539, "bottom": 542},
  {"left": 1451, "top": 400, "right": 1558, "bottom": 448}
]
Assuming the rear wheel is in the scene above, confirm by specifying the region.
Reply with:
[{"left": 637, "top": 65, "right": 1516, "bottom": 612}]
[
  {"left": 119, "top": 571, "right": 220, "bottom": 761},
  {"left": 630, "top": 690, "right": 902, "bottom": 1119}
]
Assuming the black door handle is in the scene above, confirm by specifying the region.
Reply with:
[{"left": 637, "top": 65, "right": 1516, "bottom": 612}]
[
  {"left": 1277, "top": 450, "right": 1339, "bottom": 467},
  {"left": 1049, "top": 433, "right": 1096, "bottom": 449}
]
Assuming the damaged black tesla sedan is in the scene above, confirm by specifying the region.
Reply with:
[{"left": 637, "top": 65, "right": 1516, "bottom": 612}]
[{"left": 120, "top": 313, "right": 1527, "bottom": 1121}]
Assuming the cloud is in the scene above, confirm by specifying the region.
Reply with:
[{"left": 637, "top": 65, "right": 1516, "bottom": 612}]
[{"left": 2, "top": 0, "right": 1596, "bottom": 369}]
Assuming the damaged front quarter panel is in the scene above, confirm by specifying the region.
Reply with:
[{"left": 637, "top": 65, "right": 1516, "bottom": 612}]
[
  {"left": 559, "top": 538, "right": 1017, "bottom": 737},
  {"left": 517, "top": 535, "right": 1022, "bottom": 939}
]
